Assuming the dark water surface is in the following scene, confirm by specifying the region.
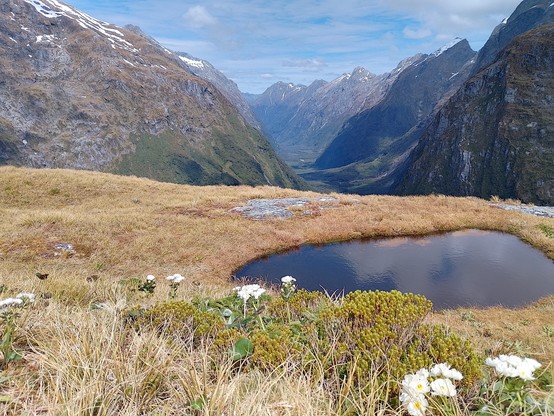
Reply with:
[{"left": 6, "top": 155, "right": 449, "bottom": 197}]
[{"left": 235, "top": 230, "right": 554, "bottom": 309}]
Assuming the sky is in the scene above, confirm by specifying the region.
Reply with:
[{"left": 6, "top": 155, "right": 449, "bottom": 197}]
[{"left": 67, "top": 0, "right": 523, "bottom": 93}]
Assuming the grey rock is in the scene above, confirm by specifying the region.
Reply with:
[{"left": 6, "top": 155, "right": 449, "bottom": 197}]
[
  {"left": 492, "top": 204, "right": 554, "bottom": 218},
  {"left": 231, "top": 197, "right": 339, "bottom": 220}
]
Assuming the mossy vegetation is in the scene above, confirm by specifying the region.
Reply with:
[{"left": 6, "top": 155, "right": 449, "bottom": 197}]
[
  {"left": 114, "top": 119, "right": 307, "bottom": 189},
  {"left": 130, "top": 289, "right": 482, "bottom": 404}
]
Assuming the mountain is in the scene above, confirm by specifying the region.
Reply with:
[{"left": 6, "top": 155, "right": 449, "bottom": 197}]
[
  {"left": 308, "top": 39, "right": 476, "bottom": 193},
  {"left": 245, "top": 67, "right": 396, "bottom": 165},
  {"left": 0, "top": 0, "right": 305, "bottom": 189},
  {"left": 393, "top": 21, "right": 554, "bottom": 204},
  {"left": 176, "top": 52, "right": 261, "bottom": 131},
  {"left": 472, "top": 0, "right": 554, "bottom": 72}
]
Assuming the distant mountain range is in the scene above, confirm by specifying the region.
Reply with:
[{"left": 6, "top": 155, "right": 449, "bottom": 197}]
[
  {"left": 2, "top": 0, "right": 552, "bottom": 204},
  {"left": 248, "top": 0, "right": 554, "bottom": 203},
  {"left": 0, "top": 0, "right": 305, "bottom": 189},
  {"left": 243, "top": 66, "right": 395, "bottom": 165}
]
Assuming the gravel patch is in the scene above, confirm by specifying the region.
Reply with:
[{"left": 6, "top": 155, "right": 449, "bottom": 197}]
[
  {"left": 231, "top": 197, "right": 340, "bottom": 220},
  {"left": 492, "top": 204, "right": 554, "bottom": 218}
]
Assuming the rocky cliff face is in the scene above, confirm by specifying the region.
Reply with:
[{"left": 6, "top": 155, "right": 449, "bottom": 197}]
[
  {"left": 394, "top": 23, "right": 554, "bottom": 204},
  {"left": 245, "top": 67, "right": 394, "bottom": 165},
  {"left": 0, "top": 0, "right": 305, "bottom": 188},
  {"left": 176, "top": 52, "right": 261, "bottom": 131}
]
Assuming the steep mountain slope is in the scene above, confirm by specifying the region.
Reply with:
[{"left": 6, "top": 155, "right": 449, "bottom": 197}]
[
  {"left": 394, "top": 23, "right": 554, "bottom": 204},
  {"left": 246, "top": 67, "right": 397, "bottom": 165},
  {"left": 299, "top": 40, "right": 475, "bottom": 193},
  {"left": 0, "top": 0, "right": 305, "bottom": 188},
  {"left": 315, "top": 39, "right": 475, "bottom": 171},
  {"left": 176, "top": 52, "right": 261, "bottom": 130}
]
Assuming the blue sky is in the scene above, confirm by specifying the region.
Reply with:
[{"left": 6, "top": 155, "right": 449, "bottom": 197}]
[{"left": 68, "top": 0, "right": 522, "bottom": 93}]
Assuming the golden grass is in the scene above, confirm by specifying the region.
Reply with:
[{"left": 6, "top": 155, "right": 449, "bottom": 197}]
[{"left": 1, "top": 166, "right": 554, "bottom": 414}]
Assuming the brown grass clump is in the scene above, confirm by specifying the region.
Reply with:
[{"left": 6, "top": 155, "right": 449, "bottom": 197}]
[{"left": 1, "top": 166, "right": 553, "bottom": 415}]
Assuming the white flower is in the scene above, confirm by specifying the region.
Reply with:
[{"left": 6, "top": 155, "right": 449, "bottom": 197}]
[
  {"left": 430, "top": 378, "right": 457, "bottom": 397},
  {"left": 251, "top": 287, "right": 265, "bottom": 299},
  {"left": 401, "top": 373, "right": 430, "bottom": 396},
  {"left": 406, "top": 395, "right": 428, "bottom": 416},
  {"left": 430, "top": 363, "right": 463, "bottom": 380},
  {"left": 236, "top": 288, "right": 251, "bottom": 302},
  {"left": 166, "top": 275, "right": 175, "bottom": 281},
  {"left": 16, "top": 292, "right": 36, "bottom": 303},
  {"left": 517, "top": 363, "right": 537, "bottom": 381},
  {"left": 146, "top": 275, "right": 156, "bottom": 281},
  {"left": 500, "top": 354, "right": 522, "bottom": 367},
  {"left": 234, "top": 284, "right": 265, "bottom": 302},
  {"left": 498, "top": 361, "right": 518, "bottom": 377},
  {"left": 0, "top": 298, "right": 23, "bottom": 308},
  {"left": 281, "top": 275, "right": 296, "bottom": 284},
  {"left": 485, "top": 356, "right": 498, "bottom": 367},
  {"left": 486, "top": 355, "right": 542, "bottom": 380},
  {"left": 522, "top": 357, "right": 542, "bottom": 371},
  {"left": 173, "top": 274, "right": 185, "bottom": 283},
  {"left": 415, "top": 368, "right": 430, "bottom": 379}
]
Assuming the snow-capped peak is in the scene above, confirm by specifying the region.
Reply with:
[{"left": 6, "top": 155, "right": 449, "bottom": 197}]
[
  {"left": 22, "top": 0, "right": 138, "bottom": 53},
  {"left": 502, "top": 17, "right": 509, "bottom": 24},
  {"left": 431, "top": 37, "right": 463, "bottom": 57},
  {"left": 179, "top": 55, "right": 205, "bottom": 69},
  {"left": 332, "top": 73, "right": 351, "bottom": 83}
]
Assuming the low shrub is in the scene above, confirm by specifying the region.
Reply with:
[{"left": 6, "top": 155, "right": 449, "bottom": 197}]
[
  {"left": 127, "top": 284, "right": 551, "bottom": 413},
  {"left": 135, "top": 301, "right": 224, "bottom": 344}
]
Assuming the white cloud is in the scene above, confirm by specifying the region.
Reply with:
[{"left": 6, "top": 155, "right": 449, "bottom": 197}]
[
  {"left": 282, "top": 58, "right": 328, "bottom": 71},
  {"left": 69, "top": 0, "right": 527, "bottom": 93},
  {"left": 183, "top": 5, "right": 217, "bottom": 29},
  {"left": 379, "top": 0, "right": 522, "bottom": 34},
  {"left": 158, "top": 38, "right": 217, "bottom": 55},
  {"left": 403, "top": 26, "right": 432, "bottom": 39}
]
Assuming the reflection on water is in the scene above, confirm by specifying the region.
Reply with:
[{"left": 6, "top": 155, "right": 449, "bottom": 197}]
[{"left": 235, "top": 230, "right": 554, "bottom": 309}]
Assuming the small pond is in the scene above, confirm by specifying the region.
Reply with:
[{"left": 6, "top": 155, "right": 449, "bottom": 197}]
[{"left": 234, "top": 230, "right": 554, "bottom": 309}]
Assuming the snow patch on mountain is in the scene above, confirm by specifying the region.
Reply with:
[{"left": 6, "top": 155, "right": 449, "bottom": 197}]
[
  {"left": 179, "top": 56, "right": 205, "bottom": 69},
  {"left": 23, "top": 0, "right": 62, "bottom": 18},
  {"left": 22, "top": 0, "right": 138, "bottom": 53},
  {"left": 36, "top": 34, "right": 56, "bottom": 43},
  {"left": 431, "top": 38, "right": 463, "bottom": 57},
  {"left": 332, "top": 73, "right": 351, "bottom": 83}
]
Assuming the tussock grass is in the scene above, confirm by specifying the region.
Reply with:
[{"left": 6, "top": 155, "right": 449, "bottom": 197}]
[{"left": 1, "top": 166, "right": 554, "bottom": 414}]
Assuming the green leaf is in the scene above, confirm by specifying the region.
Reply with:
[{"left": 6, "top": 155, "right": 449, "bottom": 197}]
[
  {"left": 230, "top": 337, "right": 253, "bottom": 361},
  {"left": 5, "top": 350, "right": 21, "bottom": 363},
  {"left": 190, "top": 397, "right": 205, "bottom": 410},
  {"left": 475, "top": 406, "right": 493, "bottom": 416}
]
